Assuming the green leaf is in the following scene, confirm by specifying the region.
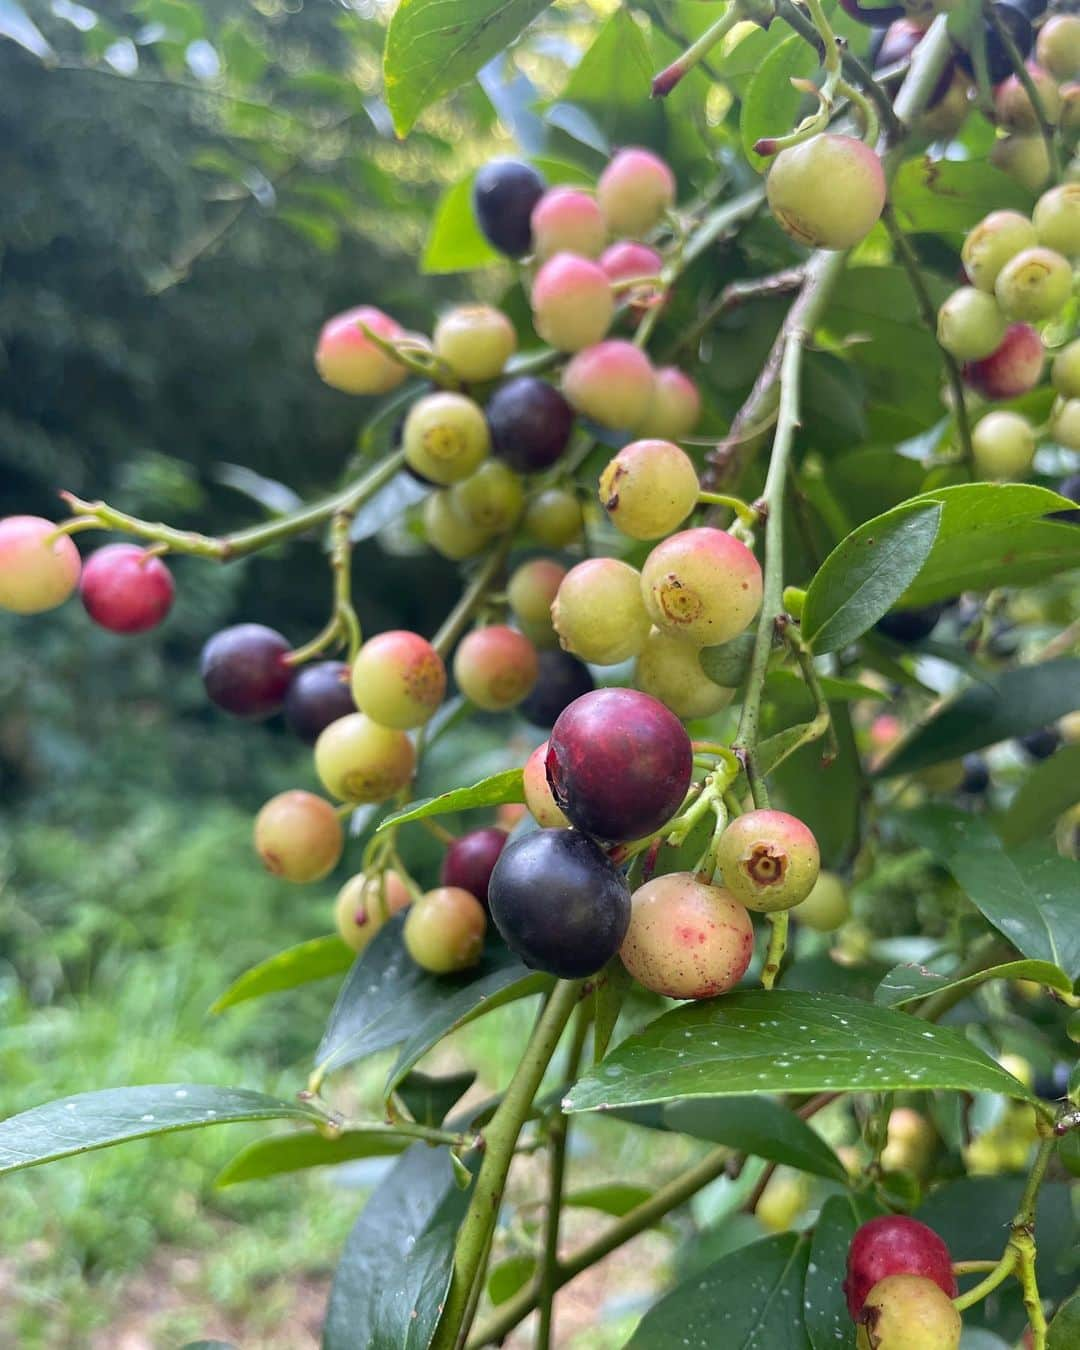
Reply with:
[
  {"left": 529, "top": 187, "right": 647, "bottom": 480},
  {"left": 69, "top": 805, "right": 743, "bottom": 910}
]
[
  {"left": 559, "top": 8, "right": 657, "bottom": 143},
  {"left": 999, "top": 745, "right": 1080, "bottom": 846},
  {"left": 397, "top": 1070, "right": 477, "bottom": 1127},
  {"left": 324, "top": 1144, "right": 465, "bottom": 1350},
  {"left": 566, "top": 1182, "right": 653, "bottom": 1217},
  {"left": 0, "top": 0, "right": 54, "bottom": 60},
  {"left": 890, "top": 157, "right": 1033, "bottom": 236},
  {"left": 802, "top": 502, "right": 942, "bottom": 654},
  {"left": 627, "top": 1233, "right": 810, "bottom": 1348},
  {"left": 805, "top": 1193, "right": 884, "bottom": 1350},
  {"left": 741, "top": 35, "right": 818, "bottom": 174},
  {"left": 875, "top": 957, "right": 1073, "bottom": 1009},
  {"left": 376, "top": 767, "right": 524, "bottom": 832},
  {"left": 211, "top": 935, "right": 353, "bottom": 1014},
  {"left": 1049, "top": 1292, "right": 1080, "bottom": 1350},
  {"left": 488, "top": 1254, "right": 536, "bottom": 1305},
  {"left": 563, "top": 991, "right": 1032, "bottom": 1114},
  {"left": 765, "top": 671, "right": 887, "bottom": 704},
  {"left": 217, "top": 1128, "right": 410, "bottom": 1187},
  {"left": 877, "top": 658, "right": 1080, "bottom": 777},
  {"left": 661, "top": 1097, "right": 848, "bottom": 1182},
  {"left": 315, "top": 916, "right": 546, "bottom": 1081},
  {"left": 383, "top": 0, "right": 551, "bottom": 137},
  {"left": 422, "top": 173, "right": 501, "bottom": 274},
  {"left": 0, "top": 1085, "right": 319, "bottom": 1177},
  {"left": 699, "top": 632, "right": 756, "bottom": 687}
]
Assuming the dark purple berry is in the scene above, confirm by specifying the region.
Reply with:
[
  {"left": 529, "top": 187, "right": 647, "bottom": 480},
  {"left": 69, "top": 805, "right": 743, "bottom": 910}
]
[
  {"left": 486, "top": 377, "right": 575, "bottom": 473},
  {"left": 519, "top": 650, "right": 595, "bottom": 729},
  {"left": 954, "top": 2, "right": 1034, "bottom": 83},
  {"left": 1051, "top": 473, "right": 1080, "bottom": 525},
  {"left": 1019, "top": 726, "right": 1060, "bottom": 760},
  {"left": 284, "top": 660, "right": 355, "bottom": 744},
  {"left": 440, "top": 826, "right": 508, "bottom": 908},
  {"left": 875, "top": 602, "right": 947, "bottom": 644},
  {"left": 200, "top": 623, "right": 293, "bottom": 719},
  {"left": 960, "top": 755, "right": 990, "bottom": 794},
  {"left": 488, "top": 828, "right": 631, "bottom": 978},
  {"left": 472, "top": 159, "right": 546, "bottom": 259}
]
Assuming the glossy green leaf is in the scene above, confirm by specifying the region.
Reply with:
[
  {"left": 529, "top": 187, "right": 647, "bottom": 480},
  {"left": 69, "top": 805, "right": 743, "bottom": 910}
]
[
  {"left": 566, "top": 1182, "right": 653, "bottom": 1217},
  {"left": 383, "top": 0, "right": 551, "bottom": 136},
  {"left": 1049, "top": 1292, "right": 1080, "bottom": 1350},
  {"left": 765, "top": 671, "right": 887, "bottom": 704},
  {"left": 875, "top": 958, "right": 1072, "bottom": 1008},
  {"left": 891, "top": 157, "right": 1033, "bottom": 236},
  {"left": 802, "top": 502, "right": 942, "bottom": 654},
  {"left": 0, "top": 1085, "right": 319, "bottom": 1177},
  {"left": 699, "top": 632, "right": 756, "bottom": 687},
  {"left": 323, "top": 1144, "right": 465, "bottom": 1350},
  {"left": 488, "top": 1254, "right": 536, "bottom": 1305},
  {"left": 397, "top": 1070, "right": 477, "bottom": 1127},
  {"left": 661, "top": 1096, "right": 848, "bottom": 1182},
  {"left": 217, "top": 1128, "right": 410, "bottom": 1186},
  {"left": 211, "top": 935, "right": 352, "bottom": 1014},
  {"left": 0, "top": 0, "right": 53, "bottom": 60},
  {"left": 999, "top": 745, "right": 1080, "bottom": 846},
  {"left": 422, "top": 173, "right": 501, "bottom": 274},
  {"left": 376, "top": 768, "right": 524, "bottom": 832},
  {"left": 741, "top": 35, "right": 818, "bottom": 174},
  {"left": 564, "top": 991, "right": 1032, "bottom": 1114},
  {"left": 805, "top": 1193, "right": 884, "bottom": 1350},
  {"left": 627, "top": 1233, "right": 810, "bottom": 1348},
  {"left": 561, "top": 8, "right": 653, "bottom": 123}
]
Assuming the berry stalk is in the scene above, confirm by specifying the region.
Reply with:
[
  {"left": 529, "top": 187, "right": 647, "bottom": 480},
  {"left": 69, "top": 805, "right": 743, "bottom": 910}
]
[{"left": 983, "top": 1, "right": 1062, "bottom": 182}]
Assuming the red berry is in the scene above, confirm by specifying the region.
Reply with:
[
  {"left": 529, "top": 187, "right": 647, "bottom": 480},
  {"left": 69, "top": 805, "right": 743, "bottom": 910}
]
[
  {"left": 561, "top": 339, "right": 655, "bottom": 430},
  {"left": 597, "top": 148, "right": 676, "bottom": 238},
  {"left": 962, "top": 322, "right": 1044, "bottom": 398},
  {"left": 767, "top": 135, "right": 885, "bottom": 250},
  {"left": 874, "top": 18, "right": 928, "bottom": 68},
  {"left": 440, "top": 826, "right": 508, "bottom": 906},
  {"left": 486, "top": 376, "right": 575, "bottom": 473},
  {"left": 844, "top": 1216, "right": 957, "bottom": 1320},
  {"left": 715, "top": 809, "right": 820, "bottom": 913},
  {"left": 641, "top": 527, "right": 763, "bottom": 648},
  {"left": 472, "top": 159, "right": 546, "bottom": 258},
  {"left": 454, "top": 625, "right": 539, "bottom": 712},
  {"left": 78, "top": 543, "right": 174, "bottom": 634},
  {"left": 530, "top": 187, "right": 606, "bottom": 260},
  {"left": 546, "top": 688, "right": 693, "bottom": 842},
  {"left": 200, "top": 623, "right": 294, "bottom": 719},
  {"left": 531, "top": 253, "right": 614, "bottom": 352},
  {"left": 283, "top": 660, "right": 355, "bottom": 745},
  {"left": 0, "top": 515, "right": 81, "bottom": 615},
  {"left": 350, "top": 630, "right": 446, "bottom": 730},
  {"left": 315, "top": 306, "right": 406, "bottom": 396},
  {"left": 253, "top": 790, "right": 343, "bottom": 884}
]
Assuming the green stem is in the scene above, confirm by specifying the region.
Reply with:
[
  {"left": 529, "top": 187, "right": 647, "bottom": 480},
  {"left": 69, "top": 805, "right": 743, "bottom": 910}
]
[
  {"left": 432, "top": 534, "right": 515, "bottom": 658},
  {"left": 697, "top": 491, "right": 760, "bottom": 527},
  {"left": 952, "top": 1249, "right": 1017, "bottom": 1312},
  {"left": 786, "top": 628, "right": 839, "bottom": 764},
  {"left": 432, "top": 980, "right": 583, "bottom": 1350},
  {"left": 912, "top": 935, "right": 1013, "bottom": 1022},
  {"left": 983, "top": 1, "right": 1061, "bottom": 183},
  {"left": 331, "top": 1117, "right": 472, "bottom": 1149},
  {"left": 651, "top": 4, "right": 743, "bottom": 98}
]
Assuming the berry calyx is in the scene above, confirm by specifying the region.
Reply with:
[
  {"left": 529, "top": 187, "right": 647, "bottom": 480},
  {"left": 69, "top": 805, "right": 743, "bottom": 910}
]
[
  {"left": 78, "top": 543, "right": 174, "bottom": 634},
  {"left": 961, "top": 210, "right": 1038, "bottom": 291},
  {"left": 0, "top": 516, "right": 81, "bottom": 615},
  {"left": 1032, "top": 183, "right": 1080, "bottom": 258},
  {"left": 508, "top": 558, "right": 566, "bottom": 647},
  {"left": 619, "top": 872, "right": 754, "bottom": 999},
  {"left": 530, "top": 253, "right": 614, "bottom": 352},
  {"left": 597, "top": 148, "right": 676, "bottom": 238},
  {"left": 524, "top": 488, "right": 584, "bottom": 548},
  {"left": 530, "top": 187, "right": 606, "bottom": 260},
  {"left": 551, "top": 557, "right": 652, "bottom": 666},
  {"left": 523, "top": 741, "right": 570, "bottom": 828},
  {"left": 546, "top": 688, "right": 693, "bottom": 842},
  {"left": 350, "top": 630, "right": 446, "bottom": 730},
  {"left": 403, "top": 391, "right": 490, "bottom": 485},
  {"left": 449, "top": 460, "right": 525, "bottom": 533},
  {"left": 635, "top": 627, "right": 733, "bottom": 721},
  {"left": 963, "top": 322, "right": 1044, "bottom": 399},
  {"left": 440, "top": 827, "right": 508, "bottom": 907},
  {"left": 856, "top": 1274, "right": 962, "bottom": 1349},
  {"left": 200, "top": 623, "right": 294, "bottom": 719},
  {"left": 936, "top": 287, "right": 1007, "bottom": 361},
  {"left": 561, "top": 339, "right": 655, "bottom": 430},
  {"left": 640, "top": 527, "right": 763, "bottom": 648},
  {"left": 423, "top": 491, "right": 493, "bottom": 560},
  {"left": 599, "top": 439, "right": 700, "bottom": 541},
  {"left": 314, "top": 712, "right": 415, "bottom": 803},
  {"left": 404, "top": 887, "right": 487, "bottom": 973},
  {"left": 433, "top": 305, "right": 517, "bottom": 384},
  {"left": 315, "top": 306, "right": 406, "bottom": 395},
  {"left": 472, "top": 159, "right": 546, "bottom": 258},
  {"left": 844, "top": 1215, "right": 958, "bottom": 1319},
  {"left": 453, "top": 625, "right": 539, "bottom": 712},
  {"left": 486, "top": 376, "right": 575, "bottom": 473},
  {"left": 519, "top": 649, "right": 595, "bottom": 728},
  {"left": 972, "top": 409, "right": 1036, "bottom": 480},
  {"left": 791, "top": 870, "right": 850, "bottom": 931},
  {"left": 253, "top": 790, "right": 343, "bottom": 884},
  {"left": 488, "top": 828, "right": 631, "bottom": 977},
  {"left": 283, "top": 660, "right": 355, "bottom": 744},
  {"left": 767, "top": 135, "right": 886, "bottom": 250},
  {"left": 636, "top": 366, "right": 702, "bottom": 440},
  {"left": 335, "top": 869, "right": 411, "bottom": 954},
  {"left": 715, "top": 809, "right": 820, "bottom": 913},
  {"left": 994, "top": 245, "right": 1072, "bottom": 320}
]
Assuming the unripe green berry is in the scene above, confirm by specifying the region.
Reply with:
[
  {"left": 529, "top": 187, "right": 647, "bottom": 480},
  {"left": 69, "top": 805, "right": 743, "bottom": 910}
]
[
  {"left": 636, "top": 366, "right": 702, "bottom": 439},
  {"left": 1051, "top": 398, "right": 1080, "bottom": 450},
  {"left": 530, "top": 187, "right": 607, "bottom": 260},
  {"left": 422, "top": 491, "right": 493, "bottom": 560},
  {"left": 640, "top": 527, "right": 763, "bottom": 648},
  {"left": 404, "top": 886, "right": 486, "bottom": 973},
  {"left": 508, "top": 558, "right": 566, "bottom": 645},
  {"left": 597, "top": 147, "right": 676, "bottom": 238},
  {"left": 936, "top": 287, "right": 1007, "bottom": 360},
  {"left": 635, "top": 627, "right": 733, "bottom": 720},
  {"left": 716, "top": 809, "right": 820, "bottom": 913},
  {"left": 756, "top": 1170, "right": 810, "bottom": 1233},
  {"left": 403, "top": 391, "right": 490, "bottom": 485},
  {"left": 530, "top": 253, "right": 614, "bottom": 352},
  {"left": 994, "top": 245, "right": 1073, "bottom": 320},
  {"left": 523, "top": 740, "right": 570, "bottom": 828},
  {"left": 335, "top": 869, "right": 411, "bottom": 953},
  {"left": 0, "top": 515, "right": 81, "bottom": 614},
  {"left": 856, "top": 1274, "right": 961, "bottom": 1349},
  {"left": 991, "top": 134, "right": 1052, "bottom": 192},
  {"left": 561, "top": 340, "right": 655, "bottom": 430},
  {"left": 253, "top": 790, "right": 343, "bottom": 884},
  {"left": 1033, "top": 183, "right": 1080, "bottom": 257},
  {"left": 962, "top": 209, "right": 1038, "bottom": 291},
  {"left": 524, "top": 487, "right": 583, "bottom": 548},
  {"left": 599, "top": 439, "right": 700, "bottom": 540},
  {"left": 918, "top": 71, "right": 972, "bottom": 139},
  {"left": 766, "top": 135, "right": 886, "bottom": 250},
  {"left": 994, "top": 63, "right": 1062, "bottom": 132},
  {"left": 449, "top": 459, "right": 525, "bottom": 532},
  {"left": 350, "top": 630, "right": 446, "bottom": 730},
  {"left": 315, "top": 305, "right": 406, "bottom": 396},
  {"left": 551, "top": 557, "right": 651, "bottom": 665},
  {"left": 1062, "top": 84, "right": 1080, "bottom": 144},
  {"left": 971, "top": 409, "right": 1036, "bottom": 479},
  {"left": 314, "top": 713, "right": 416, "bottom": 803},
  {"left": 792, "top": 870, "right": 850, "bottom": 931},
  {"left": 620, "top": 872, "right": 754, "bottom": 999},
  {"left": 454, "top": 625, "right": 539, "bottom": 711},
  {"left": 1036, "top": 14, "right": 1080, "bottom": 83},
  {"left": 1053, "top": 338, "right": 1080, "bottom": 397},
  {"left": 433, "top": 304, "right": 517, "bottom": 383}
]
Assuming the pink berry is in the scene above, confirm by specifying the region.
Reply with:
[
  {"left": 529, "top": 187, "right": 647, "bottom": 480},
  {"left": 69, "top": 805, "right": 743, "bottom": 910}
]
[
  {"left": 636, "top": 366, "right": 702, "bottom": 440},
  {"left": 640, "top": 527, "right": 763, "bottom": 647},
  {"left": 994, "top": 63, "right": 1062, "bottom": 132},
  {"left": 599, "top": 241, "right": 663, "bottom": 286},
  {"left": 530, "top": 188, "right": 606, "bottom": 260},
  {"left": 597, "top": 148, "right": 676, "bottom": 238},
  {"left": 963, "top": 322, "right": 1044, "bottom": 398},
  {"left": 530, "top": 253, "right": 614, "bottom": 352},
  {"left": 844, "top": 1216, "right": 957, "bottom": 1320},
  {"left": 315, "top": 305, "right": 406, "bottom": 395},
  {"left": 253, "top": 790, "right": 343, "bottom": 884},
  {"left": 350, "top": 630, "right": 446, "bottom": 730},
  {"left": 0, "top": 516, "right": 81, "bottom": 615},
  {"left": 453, "top": 625, "right": 539, "bottom": 712},
  {"left": 767, "top": 134, "right": 886, "bottom": 250},
  {"left": 561, "top": 339, "right": 655, "bottom": 430},
  {"left": 78, "top": 543, "right": 174, "bottom": 634},
  {"left": 715, "top": 809, "right": 820, "bottom": 913},
  {"left": 523, "top": 741, "right": 570, "bottom": 828}
]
